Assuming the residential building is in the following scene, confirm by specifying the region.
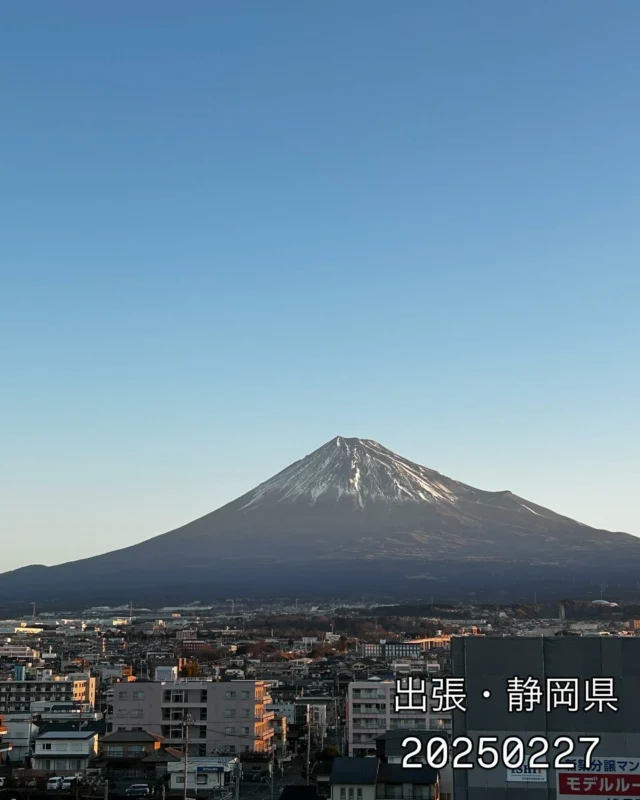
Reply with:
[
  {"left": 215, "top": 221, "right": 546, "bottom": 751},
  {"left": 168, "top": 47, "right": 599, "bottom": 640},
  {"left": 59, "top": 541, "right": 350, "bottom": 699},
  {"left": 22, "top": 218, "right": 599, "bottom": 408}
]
[
  {"left": 329, "top": 744, "right": 440, "bottom": 800},
  {"left": 101, "top": 729, "right": 164, "bottom": 779},
  {"left": 0, "top": 644, "right": 41, "bottom": 660},
  {"left": 0, "top": 714, "right": 11, "bottom": 764},
  {"left": 109, "top": 679, "right": 274, "bottom": 756},
  {"left": 0, "top": 673, "right": 96, "bottom": 713},
  {"left": 329, "top": 758, "right": 378, "bottom": 800},
  {"left": 32, "top": 728, "right": 99, "bottom": 773},
  {"left": 358, "top": 642, "right": 422, "bottom": 660},
  {"left": 1, "top": 714, "right": 39, "bottom": 760},
  {"left": 347, "top": 680, "right": 451, "bottom": 756},
  {"left": 272, "top": 713, "right": 288, "bottom": 760}
]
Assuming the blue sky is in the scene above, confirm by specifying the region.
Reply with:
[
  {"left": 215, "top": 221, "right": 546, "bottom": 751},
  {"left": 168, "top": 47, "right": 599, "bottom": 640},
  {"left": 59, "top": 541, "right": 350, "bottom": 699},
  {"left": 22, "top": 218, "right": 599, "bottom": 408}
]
[{"left": 2, "top": 1, "right": 639, "bottom": 571}]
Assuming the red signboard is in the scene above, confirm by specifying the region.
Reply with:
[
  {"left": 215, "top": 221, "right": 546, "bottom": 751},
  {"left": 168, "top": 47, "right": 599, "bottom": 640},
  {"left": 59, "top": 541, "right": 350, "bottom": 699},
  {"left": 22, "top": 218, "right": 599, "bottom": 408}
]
[{"left": 558, "top": 772, "right": 640, "bottom": 796}]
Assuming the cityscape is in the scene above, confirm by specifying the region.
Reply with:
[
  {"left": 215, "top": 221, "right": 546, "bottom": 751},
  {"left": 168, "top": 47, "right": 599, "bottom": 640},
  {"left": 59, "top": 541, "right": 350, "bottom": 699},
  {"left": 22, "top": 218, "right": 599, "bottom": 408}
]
[{"left": 0, "top": 599, "right": 639, "bottom": 798}]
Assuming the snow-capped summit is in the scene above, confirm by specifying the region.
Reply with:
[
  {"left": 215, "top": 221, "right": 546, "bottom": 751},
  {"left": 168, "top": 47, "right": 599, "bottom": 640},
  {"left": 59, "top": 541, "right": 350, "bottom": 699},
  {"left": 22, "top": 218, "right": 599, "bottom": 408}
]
[{"left": 241, "top": 436, "right": 460, "bottom": 509}]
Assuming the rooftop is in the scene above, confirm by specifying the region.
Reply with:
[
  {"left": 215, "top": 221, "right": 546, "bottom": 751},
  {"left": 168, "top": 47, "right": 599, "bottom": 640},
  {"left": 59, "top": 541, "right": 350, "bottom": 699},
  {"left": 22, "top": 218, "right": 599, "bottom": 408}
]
[{"left": 329, "top": 757, "right": 378, "bottom": 785}]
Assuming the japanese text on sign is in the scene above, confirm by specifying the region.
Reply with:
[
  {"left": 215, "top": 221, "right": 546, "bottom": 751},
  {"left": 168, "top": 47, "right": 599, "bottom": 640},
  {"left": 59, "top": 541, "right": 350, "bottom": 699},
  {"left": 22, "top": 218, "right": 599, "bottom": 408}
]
[{"left": 393, "top": 677, "right": 618, "bottom": 714}]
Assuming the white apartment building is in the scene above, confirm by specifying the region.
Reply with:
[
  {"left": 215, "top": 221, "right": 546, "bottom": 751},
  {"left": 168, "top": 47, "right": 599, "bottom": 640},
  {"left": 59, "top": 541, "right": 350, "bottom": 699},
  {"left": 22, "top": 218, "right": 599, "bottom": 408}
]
[
  {"left": 347, "top": 680, "right": 452, "bottom": 756},
  {"left": 0, "top": 674, "right": 96, "bottom": 713},
  {"left": 109, "top": 679, "right": 274, "bottom": 756}
]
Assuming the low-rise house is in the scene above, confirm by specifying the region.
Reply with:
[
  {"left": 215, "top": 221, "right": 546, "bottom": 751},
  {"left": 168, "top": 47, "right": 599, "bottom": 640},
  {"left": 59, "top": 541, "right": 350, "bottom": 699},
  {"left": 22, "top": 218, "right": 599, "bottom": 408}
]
[
  {"left": 167, "top": 756, "right": 238, "bottom": 794},
  {"left": 32, "top": 728, "right": 99, "bottom": 773},
  {"left": 329, "top": 757, "right": 378, "bottom": 800},
  {"left": 102, "top": 730, "right": 164, "bottom": 778}
]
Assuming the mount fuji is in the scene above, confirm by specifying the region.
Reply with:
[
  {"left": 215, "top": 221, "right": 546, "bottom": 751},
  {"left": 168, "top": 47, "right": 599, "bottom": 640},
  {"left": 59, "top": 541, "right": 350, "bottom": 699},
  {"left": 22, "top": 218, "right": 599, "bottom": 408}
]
[{"left": 2, "top": 436, "right": 639, "bottom": 604}]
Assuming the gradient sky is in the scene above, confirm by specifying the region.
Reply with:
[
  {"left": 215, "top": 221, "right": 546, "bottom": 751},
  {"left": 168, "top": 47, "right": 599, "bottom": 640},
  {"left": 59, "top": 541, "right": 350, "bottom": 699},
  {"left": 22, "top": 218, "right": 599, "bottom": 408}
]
[{"left": 2, "top": 1, "right": 639, "bottom": 572}]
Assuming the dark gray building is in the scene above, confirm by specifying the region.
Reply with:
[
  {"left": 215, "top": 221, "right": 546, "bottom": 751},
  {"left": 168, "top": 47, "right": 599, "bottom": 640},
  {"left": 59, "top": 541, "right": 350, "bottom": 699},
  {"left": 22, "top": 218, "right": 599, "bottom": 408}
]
[{"left": 451, "top": 636, "right": 640, "bottom": 799}]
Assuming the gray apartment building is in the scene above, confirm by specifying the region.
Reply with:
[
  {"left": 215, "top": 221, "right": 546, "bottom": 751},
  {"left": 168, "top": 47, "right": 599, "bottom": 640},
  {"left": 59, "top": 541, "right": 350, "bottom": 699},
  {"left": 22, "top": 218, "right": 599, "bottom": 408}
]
[
  {"left": 451, "top": 636, "right": 640, "bottom": 799},
  {"left": 109, "top": 678, "right": 274, "bottom": 756}
]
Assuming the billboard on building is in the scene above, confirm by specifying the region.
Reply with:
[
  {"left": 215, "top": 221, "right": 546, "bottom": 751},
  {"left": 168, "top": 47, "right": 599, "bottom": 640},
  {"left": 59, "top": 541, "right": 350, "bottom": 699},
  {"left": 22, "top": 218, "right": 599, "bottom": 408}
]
[
  {"left": 450, "top": 636, "right": 640, "bottom": 800},
  {"left": 557, "top": 757, "right": 640, "bottom": 798}
]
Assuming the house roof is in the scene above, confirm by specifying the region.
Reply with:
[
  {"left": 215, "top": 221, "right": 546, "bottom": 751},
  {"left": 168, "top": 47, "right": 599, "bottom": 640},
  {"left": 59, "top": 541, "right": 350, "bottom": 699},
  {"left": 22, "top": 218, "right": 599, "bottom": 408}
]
[
  {"left": 377, "top": 763, "right": 438, "bottom": 786},
  {"left": 38, "top": 720, "right": 106, "bottom": 736},
  {"left": 329, "top": 757, "right": 378, "bottom": 785},
  {"left": 141, "top": 747, "right": 183, "bottom": 763},
  {"left": 38, "top": 730, "right": 97, "bottom": 740},
  {"left": 103, "top": 730, "right": 163, "bottom": 744}
]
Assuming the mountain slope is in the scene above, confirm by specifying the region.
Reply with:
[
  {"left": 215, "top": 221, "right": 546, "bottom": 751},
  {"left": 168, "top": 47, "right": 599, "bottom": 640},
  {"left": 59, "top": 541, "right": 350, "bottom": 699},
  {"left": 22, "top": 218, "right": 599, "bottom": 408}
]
[{"left": 1, "top": 436, "right": 639, "bottom": 604}]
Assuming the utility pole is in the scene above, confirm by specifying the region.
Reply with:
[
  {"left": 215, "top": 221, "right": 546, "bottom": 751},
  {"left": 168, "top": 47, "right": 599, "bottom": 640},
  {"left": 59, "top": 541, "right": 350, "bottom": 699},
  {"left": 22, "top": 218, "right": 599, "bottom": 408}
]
[
  {"left": 270, "top": 747, "right": 275, "bottom": 800},
  {"left": 183, "top": 714, "right": 193, "bottom": 800},
  {"left": 305, "top": 706, "right": 311, "bottom": 787},
  {"left": 104, "top": 779, "right": 109, "bottom": 800},
  {"left": 234, "top": 760, "right": 240, "bottom": 800}
]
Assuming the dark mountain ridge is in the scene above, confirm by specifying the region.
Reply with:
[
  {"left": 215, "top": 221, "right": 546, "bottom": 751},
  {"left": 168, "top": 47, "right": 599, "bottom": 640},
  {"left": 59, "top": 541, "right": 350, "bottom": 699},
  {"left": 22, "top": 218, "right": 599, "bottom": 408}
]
[{"left": 1, "top": 436, "right": 638, "bottom": 604}]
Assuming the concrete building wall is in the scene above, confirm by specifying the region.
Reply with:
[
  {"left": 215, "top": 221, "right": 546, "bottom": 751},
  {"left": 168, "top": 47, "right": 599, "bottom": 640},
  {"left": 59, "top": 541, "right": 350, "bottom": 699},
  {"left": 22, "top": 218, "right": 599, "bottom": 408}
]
[
  {"left": 451, "top": 636, "right": 640, "bottom": 800},
  {"left": 347, "top": 680, "right": 452, "bottom": 756},
  {"left": 110, "top": 679, "right": 274, "bottom": 756}
]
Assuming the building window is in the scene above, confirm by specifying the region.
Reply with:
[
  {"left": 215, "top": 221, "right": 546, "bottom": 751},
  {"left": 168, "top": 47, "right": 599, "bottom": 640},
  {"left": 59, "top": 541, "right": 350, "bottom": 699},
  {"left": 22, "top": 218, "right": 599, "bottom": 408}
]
[
  {"left": 223, "top": 709, "right": 236, "bottom": 718},
  {"left": 132, "top": 690, "right": 144, "bottom": 700},
  {"left": 200, "top": 708, "right": 207, "bottom": 721},
  {"left": 224, "top": 691, "right": 236, "bottom": 699},
  {"left": 198, "top": 744, "right": 206, "bottom": 757},
  {"left": 41, "top": 743, "right": 52, "bottom": 751},
  {"left": 229, "top": 745, "right": 236, "bottom": 753},
  {"left": 225, "top": 727, "right": 235, "bottom": 735},
  {"left": 196, "top": 775, "right": 207, "bottom": 785},
  {"left": 199, "top": 727, "right": 207, "bottom": 739},
  {"left": 340, "top": 790, "right": 346, "bottom": 800},
  {"left": 200, "top": 690, "right": 208, "bottom": 703},
  {"left": 241, "top": 691, "right": 250, "bottom": 700},
  {"left": 348, "top": 789, "right": 354, "bottom": 800},
  {"left": 357, "top": 790, "right": 362, "bottom": 800},
  {"left": 131, "top": 709, "right": 143, "bottom": 718},
  {"left": 118, "top": 691, "right": 128, "bottom": 700},
  {"left": 176, "top": 777, "right": 184, "bottom": 785},
  {"left": 240, "top": 709, "right": 250, "bottom": 718},
  {"left": 243, "top": 727, "right": 250, "bottom": 735}
]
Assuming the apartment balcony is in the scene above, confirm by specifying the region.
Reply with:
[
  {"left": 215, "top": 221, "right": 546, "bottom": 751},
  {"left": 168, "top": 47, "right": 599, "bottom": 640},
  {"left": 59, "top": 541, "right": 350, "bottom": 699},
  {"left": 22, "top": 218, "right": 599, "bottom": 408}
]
[{"left": 351, "top": 709, "right": 387, "bottom": 716}]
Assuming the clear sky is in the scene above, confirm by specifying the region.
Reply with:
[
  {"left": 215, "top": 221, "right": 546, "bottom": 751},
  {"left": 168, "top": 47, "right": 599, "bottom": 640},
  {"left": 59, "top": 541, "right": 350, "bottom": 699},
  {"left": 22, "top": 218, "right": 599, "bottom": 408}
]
[{"left": 2, "top": 1, "right": 639, "bottom": 572}]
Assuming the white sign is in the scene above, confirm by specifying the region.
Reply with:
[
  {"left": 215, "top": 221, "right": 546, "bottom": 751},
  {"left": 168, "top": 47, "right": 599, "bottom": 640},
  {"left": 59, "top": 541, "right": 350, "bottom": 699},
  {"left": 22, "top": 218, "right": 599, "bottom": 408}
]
[
  {"left": 557, "top": 756, "right": 640, "bottom": 798},
  {"left": 507, "top": 764, "right": 548, "bottom": 782}
]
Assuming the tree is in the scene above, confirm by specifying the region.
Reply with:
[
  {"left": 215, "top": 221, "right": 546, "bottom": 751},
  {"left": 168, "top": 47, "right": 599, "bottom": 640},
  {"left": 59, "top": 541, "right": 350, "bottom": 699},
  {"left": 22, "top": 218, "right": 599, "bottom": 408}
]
[{"left": 181, "top": 661, "right": 200, "bottom": 678}]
